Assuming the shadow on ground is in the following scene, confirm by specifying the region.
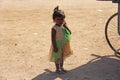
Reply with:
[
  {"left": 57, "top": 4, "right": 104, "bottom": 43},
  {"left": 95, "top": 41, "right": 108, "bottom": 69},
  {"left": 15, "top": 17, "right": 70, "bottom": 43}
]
[{"left": 32, "top": 54, "right": 120, "bottom": 80}]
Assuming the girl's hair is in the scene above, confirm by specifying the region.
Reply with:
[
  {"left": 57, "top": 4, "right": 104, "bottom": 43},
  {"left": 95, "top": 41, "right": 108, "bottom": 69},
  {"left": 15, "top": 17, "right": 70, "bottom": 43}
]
[{"left": 52, "top": 6, "right": 65, "bottom": 20}]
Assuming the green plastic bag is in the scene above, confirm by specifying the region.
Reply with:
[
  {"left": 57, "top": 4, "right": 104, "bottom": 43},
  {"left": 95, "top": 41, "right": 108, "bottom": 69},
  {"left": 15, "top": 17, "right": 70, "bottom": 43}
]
[{"left": 62, "top": 27, "right": 71, "bottom": 44}]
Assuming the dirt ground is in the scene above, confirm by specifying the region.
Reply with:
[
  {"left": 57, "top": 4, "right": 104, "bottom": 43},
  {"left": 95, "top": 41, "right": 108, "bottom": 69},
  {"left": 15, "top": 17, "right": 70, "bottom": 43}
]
[{"left": 0, "top": 0, "right": 120, "bottom": 80}]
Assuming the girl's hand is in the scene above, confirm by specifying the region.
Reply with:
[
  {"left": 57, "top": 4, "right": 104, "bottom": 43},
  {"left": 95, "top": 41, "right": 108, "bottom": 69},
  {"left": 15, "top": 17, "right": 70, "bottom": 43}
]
[
  {"left": 54, "top": 47, "right": 58, "bottom": 52},
  {"left": 63, "top": 22, "right": 67, "bottom": 28}
]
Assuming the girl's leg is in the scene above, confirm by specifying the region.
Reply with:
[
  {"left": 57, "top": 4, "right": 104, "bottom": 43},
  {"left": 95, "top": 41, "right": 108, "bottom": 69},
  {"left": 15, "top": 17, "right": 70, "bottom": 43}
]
[
  {"left": 60, "top": 59, "right": 64, "bottom": 69},
  {"left": 60, "top": 60, "right": 67, "bottom": 72},
  {"left": 55, "top": 62, "right": 60, "bottom": 71},
  {"left": 55, "top": 62, "right": 65, "bottom": 74},
  {"left": 60, "top": 53, "right": 67, "bottom": 73},
  {"left": 60, "top": 52, "right": 63, "bottom": 70}
]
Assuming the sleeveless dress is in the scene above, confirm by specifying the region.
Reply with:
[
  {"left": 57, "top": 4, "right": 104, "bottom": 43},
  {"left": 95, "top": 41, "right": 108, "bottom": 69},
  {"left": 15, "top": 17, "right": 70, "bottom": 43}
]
[{"left": 49, "top": 25, "right": 73, "bottom": 63}]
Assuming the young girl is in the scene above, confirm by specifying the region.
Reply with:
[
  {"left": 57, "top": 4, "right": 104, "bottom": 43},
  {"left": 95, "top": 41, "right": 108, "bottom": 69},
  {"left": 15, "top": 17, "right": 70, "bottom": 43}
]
[{"left": 49, "top": 6, "right": 73, "bottom": 74}]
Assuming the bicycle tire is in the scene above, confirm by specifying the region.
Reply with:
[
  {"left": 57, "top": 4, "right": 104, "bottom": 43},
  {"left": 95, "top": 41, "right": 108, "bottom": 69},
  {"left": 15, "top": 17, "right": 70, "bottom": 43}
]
[{"left": 105, "top": 12, "right": 120, "bottom": 57}]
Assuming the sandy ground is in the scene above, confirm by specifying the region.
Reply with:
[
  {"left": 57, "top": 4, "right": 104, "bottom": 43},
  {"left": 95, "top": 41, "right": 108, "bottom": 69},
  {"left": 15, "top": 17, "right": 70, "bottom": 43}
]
[{"left": 0, "top": 0, "right": 120, "bottom": 80}]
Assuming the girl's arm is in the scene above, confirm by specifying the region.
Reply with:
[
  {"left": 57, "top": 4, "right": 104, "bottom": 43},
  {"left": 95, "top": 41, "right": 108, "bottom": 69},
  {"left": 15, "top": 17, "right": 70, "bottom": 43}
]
[
  {"left": 63, "top": 23, "right": 72, "bottom": 34},
  {"left": 51, "top": 28, "right": 58, "bottom": 52}
]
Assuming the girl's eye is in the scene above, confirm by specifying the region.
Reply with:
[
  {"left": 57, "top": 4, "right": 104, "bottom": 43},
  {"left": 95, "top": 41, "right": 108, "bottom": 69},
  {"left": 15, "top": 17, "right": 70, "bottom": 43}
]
[{"left": 57, "top": 19, "right": 64, "bottom": 20}]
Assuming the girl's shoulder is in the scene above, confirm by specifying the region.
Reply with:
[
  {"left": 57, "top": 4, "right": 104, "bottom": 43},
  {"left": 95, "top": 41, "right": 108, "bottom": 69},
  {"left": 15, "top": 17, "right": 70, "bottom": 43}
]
[{"left": 52, "top": 25, "right": 58, "bottom": 30}]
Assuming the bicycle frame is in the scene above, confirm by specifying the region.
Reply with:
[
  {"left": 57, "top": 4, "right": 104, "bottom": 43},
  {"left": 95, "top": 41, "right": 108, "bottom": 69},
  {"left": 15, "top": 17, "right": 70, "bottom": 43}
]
[{"left": 118, "top": 3, "right": 120, "bottom": 35}]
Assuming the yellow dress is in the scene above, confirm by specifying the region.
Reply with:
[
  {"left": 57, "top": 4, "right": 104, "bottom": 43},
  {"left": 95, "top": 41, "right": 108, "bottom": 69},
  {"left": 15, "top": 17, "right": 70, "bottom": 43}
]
[{"left": 49, "top": 25, "right": 73, "bottom": 63}]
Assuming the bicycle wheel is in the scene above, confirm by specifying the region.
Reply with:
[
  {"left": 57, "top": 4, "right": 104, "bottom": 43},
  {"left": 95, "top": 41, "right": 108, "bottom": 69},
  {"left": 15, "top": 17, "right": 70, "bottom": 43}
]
[{"left": 105, "top": 12, "right": 120, "bottom": 57}]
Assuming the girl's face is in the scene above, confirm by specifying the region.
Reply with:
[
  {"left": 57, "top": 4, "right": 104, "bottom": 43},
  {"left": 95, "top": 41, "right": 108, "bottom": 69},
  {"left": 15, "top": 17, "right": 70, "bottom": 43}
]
[{"left": 54, "top": 17, "right": 64, "bottom": 26}]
